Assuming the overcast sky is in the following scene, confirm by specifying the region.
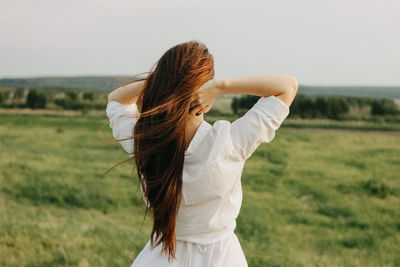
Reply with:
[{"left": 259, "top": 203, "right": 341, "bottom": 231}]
[{"left": 0, "top": 0, "right": 399, "bottom": 86}]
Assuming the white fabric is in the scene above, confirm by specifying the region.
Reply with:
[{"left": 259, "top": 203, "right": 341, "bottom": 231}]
[{"left": 106, "top": 95, "right": 290, "bottom": 267}]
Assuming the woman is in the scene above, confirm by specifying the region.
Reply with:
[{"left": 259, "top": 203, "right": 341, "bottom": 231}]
[{"left": 106, "top": 40, "right": 298, "bottom": 266}]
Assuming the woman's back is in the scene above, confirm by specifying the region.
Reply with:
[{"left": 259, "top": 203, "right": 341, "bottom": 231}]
[{"left": 106, "top": 94, "right": 290, "bottom": 266}]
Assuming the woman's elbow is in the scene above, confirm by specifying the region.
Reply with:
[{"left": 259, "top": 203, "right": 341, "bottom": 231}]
[
  {"left": 107, "top": 92, "right": 115, "bottom": 102},
  {"left": 289, "top": 76, "right": 298, "bottom": 93}
]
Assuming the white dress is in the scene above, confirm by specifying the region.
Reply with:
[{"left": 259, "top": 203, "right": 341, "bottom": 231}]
[{"left": 106, "top": 95, "right": 290, "bottom": 267}]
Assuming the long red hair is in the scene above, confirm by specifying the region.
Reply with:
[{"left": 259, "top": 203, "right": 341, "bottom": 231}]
[{"left": 106, "top": 40, "right": 214, "bottom": 260}]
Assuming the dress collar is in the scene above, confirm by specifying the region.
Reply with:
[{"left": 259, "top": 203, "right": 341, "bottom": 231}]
[{"left": 184, "top": 120, "right": 212, "bottom": 157}]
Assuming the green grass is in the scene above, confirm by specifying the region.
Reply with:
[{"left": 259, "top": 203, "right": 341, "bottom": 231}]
[
  {"left": 280, "top": 118, "right": 400, "bottom": 131},
  {"left": 205, "top": 113, "right": 400, "bottom": 132},
  {"left": 1, "top": 113, "right": 399, "bottom": 266}
]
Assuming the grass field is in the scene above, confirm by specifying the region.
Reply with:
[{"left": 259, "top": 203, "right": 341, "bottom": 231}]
[{"left": 1, "top": 113, "right": 399, "bottom": 266}]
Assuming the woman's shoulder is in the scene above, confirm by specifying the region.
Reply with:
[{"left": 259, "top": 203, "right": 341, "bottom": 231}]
[
  {"left": 185, "top": 119, "right": 234, "bottom": 160},
  {"left": 203, "top": 119, "right": 244, "bottom": 162}
]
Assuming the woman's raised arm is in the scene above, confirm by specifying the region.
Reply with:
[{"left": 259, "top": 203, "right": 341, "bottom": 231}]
[
  {"left": 218, "top": 74, "right": 298, "bottom": 108},
  {"left": 107, "top": 80, "right": 145, "bottom": 105},
  {"left": 190, "top": 74, "right": 298, "bottom": 115}
]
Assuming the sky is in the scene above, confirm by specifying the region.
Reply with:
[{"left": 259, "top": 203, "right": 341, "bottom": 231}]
[{"left": 0, "top": 0, "right": 399, "bottom": 86}]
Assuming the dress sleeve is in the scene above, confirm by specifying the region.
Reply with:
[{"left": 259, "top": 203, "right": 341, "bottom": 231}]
[
  {"left": 229, "top": 95, "right": 290, "bottom": 161},
  {"left": 106, "top": 100, "right": 139, "bottom": 157}
]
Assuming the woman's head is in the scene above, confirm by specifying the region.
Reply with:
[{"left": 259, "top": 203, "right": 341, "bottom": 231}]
[
  {"left": 136, "top": 40, "right": 214, "bottom": 117},
  {"left": 128, "top": 40, "right": 214, "bottom": 260}
]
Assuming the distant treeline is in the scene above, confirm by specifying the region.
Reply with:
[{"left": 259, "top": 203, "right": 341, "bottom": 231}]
[
  {"left": 231, "top": 94, "right": 400, "bottom": 121},
  {"left": 298, "top": 85, "right": 400, "bottom": 99},
  {"left": 0, "top": 76, "right": 135, "bottom": 92},
  {"left": 0, "top": 87, "right": 107, "bottom": 112},
  {"left": 1, "top": 76, "right": 400, "bottom": 99},
  {"left": 1, "top": 87, "right": 400, "bottom": 122}
]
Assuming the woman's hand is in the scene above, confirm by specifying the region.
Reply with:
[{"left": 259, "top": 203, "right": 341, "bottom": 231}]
[{"left": 189, "top": 79, "right": 223, "bottom": 116}]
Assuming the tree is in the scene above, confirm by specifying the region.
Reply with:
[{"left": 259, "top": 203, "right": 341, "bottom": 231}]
[
  {"left": 231, "top": 97, "right": 239, "bottom": 115},
  {"left": 0, "top": 91, "right": 4, "bottom": 106},
  {"left": 371, "top": 98, "right": 399, "bottom": 116},
  {"left": 26, "top": 89, "right": 47, "bottom": 109},
  {"left": 239, "top": 95, "right": 259, "bottom": 110},
  {"left": 326, "top": 96, "right": 349, "bottom": 120},
  {"left": 231, "top": 95, "right": 259, "bottom": 115},
  {"left": 315, "top": 96, "right": 328, "bottom": 117},
  {"left": 290, "top": 94, "right": 315, "bottom": 118}
]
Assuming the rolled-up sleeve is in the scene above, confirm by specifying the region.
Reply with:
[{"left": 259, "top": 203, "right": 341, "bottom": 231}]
[
  {"left": 229, "top": 95, "right": 290, "bottom": 161},
  {"left": 106, "top": 100, "right": 139, "bottom": 156}
]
